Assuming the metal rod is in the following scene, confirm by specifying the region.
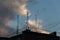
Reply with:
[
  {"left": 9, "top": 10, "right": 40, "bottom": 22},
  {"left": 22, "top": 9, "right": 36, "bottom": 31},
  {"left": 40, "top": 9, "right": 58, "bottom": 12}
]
[
  {"left": 35, "top": 14, "right": 37, "bottom": 32},
  {"left": 17, "top": 15, "right": 19, "bottom": 34},
  {"left": 26, "top": 11, "right": 29, "bottom": 29}
]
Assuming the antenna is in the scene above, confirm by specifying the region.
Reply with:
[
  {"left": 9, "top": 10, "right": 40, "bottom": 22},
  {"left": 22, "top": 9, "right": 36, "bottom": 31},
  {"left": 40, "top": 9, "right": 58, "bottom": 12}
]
[
  {"left": 35, "top": 14, "right": 38, "bottom": 32},
  {"left": 35, "top": 14, "right": 39, "bottom": 32},
  {"left": 26, "top": 11, "right": 29, "bottom": 29},
  {"left": 17, "top": 15, "right": 19, "bottom": 34}
]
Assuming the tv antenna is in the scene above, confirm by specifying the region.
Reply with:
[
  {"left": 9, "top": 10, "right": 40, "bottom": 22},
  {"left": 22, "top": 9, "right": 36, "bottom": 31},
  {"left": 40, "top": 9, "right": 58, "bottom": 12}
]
[{"left": 17, "top": 15, "right": 19, "bottom": 34}]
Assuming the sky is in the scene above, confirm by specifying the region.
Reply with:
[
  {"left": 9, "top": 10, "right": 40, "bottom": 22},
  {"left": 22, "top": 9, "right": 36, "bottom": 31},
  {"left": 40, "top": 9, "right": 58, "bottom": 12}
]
[
  {"left": 0, "top": 0, "right": 60, "bottom": 37},
  {"left": 27, "top": 0, "right": 60, "bottom": 36},
  {"left": 10, "top": 0, "right": 60, "bottom": 36}
]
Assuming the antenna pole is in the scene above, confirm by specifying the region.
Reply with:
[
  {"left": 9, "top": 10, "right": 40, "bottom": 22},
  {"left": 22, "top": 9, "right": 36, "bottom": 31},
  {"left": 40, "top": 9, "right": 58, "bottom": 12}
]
[
  {"left": 35, "top": 14, "right": 37, "bottom": 32},
  {"left": 17, "top": 15, "right": 19, "bottom": 34},
  {"left": 26, "top": 11, "right": 29, "bottom": 29},
  {"left": 35, "top": 14, "right": 39, "bottom": 32}
]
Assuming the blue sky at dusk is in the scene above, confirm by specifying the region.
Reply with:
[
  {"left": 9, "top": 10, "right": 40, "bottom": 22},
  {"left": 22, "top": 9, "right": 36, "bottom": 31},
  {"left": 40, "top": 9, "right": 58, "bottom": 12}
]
[
  {"left": 9, "top": 0, "right": 60, "bottom": 36},
  {"left": 26, "top": 0, "right": 60, "bottom": 35},
  {"left": 1, "top": 0, "right": 60, "bottom": 36}
]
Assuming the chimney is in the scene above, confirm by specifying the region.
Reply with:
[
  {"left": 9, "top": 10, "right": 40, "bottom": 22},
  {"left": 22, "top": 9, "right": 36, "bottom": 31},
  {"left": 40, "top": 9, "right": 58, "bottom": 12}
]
[{"left": 50, "top": 32, "right": 57, "bottom": 36}]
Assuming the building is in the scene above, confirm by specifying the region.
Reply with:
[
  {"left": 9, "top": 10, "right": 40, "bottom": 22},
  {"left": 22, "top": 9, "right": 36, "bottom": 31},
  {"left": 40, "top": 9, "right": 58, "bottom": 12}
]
[{"left": 9, "top": 29, "right": 60, "bottom": 40}]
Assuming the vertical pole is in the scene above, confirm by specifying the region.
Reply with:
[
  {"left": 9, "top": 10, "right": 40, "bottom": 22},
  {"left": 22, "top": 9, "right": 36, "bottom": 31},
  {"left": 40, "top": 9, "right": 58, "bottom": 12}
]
[
  {"left": 35, "top": 14, "right": 37, "bottom": 32},
  {"left": 17, "top": 15, "right": 19, "bottom": 34},
  {"left": 35, "top": 14, "right": 39, "bottom": 32},
  {"left": 26, "top": 11, "right": 29, "bottom": 29}
]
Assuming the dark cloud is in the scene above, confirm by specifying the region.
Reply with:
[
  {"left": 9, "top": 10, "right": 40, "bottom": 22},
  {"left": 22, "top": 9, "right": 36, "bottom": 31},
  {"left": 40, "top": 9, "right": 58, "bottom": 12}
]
[
  {"left": 0, "top": 0, "right": 29, "bottom": 37},
  {"left": 0, "top": 0, "right": 17, "bottom": 37}
]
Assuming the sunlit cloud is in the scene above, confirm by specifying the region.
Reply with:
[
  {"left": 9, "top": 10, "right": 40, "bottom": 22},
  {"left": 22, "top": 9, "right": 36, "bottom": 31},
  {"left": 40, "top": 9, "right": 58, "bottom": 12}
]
[
  {"left": 27, "top": 19, "right": 50, "bottom": 34},
  {"left": 28, "top": 19, "right": 40, "bottom": 28},
  {"left": 0, "top": 0, "right": 31, "bottom": 37}
]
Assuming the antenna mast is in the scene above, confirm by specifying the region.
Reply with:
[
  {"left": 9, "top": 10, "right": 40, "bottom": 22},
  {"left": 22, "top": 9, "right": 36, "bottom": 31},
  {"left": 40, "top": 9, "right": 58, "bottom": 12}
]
[
  {"left": 35, "top": 14, "right": 39, "bottom": 32},
  {"left": 17, "top": 15, "right": 19, "bottom": 34},
  {"left": 26, "top": 11, "right": 29, "bottom": 29},
  {"left": 35, "top": 14, "right": 37, "bottom": 32}
]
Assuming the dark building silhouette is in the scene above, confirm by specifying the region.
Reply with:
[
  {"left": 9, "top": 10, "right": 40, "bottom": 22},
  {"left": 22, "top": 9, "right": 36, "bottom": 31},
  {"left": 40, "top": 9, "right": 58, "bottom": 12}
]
[
  {"left": 0, "top": 29, "right": 60, "bottom": 40},
  {"left": 9, "top": 34, "right": 23, "bottom": 40},
  {"left": 22, "top": 29, "right": 60, "bottom": 40},
  {"left": 8, "top": 29, "right": 60, "bottom": 40},
  {"left": 0, "top": 37, "right": 9, "bottom": 40}
]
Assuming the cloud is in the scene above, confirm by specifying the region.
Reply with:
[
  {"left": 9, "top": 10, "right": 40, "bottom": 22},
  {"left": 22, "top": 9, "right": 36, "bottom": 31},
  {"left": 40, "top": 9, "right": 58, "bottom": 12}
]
[
  {"left": 0, "top": 26, "right": 16, "bottom": 37},
  {"left": 2, "top": 0, "right": 30, "bottom": 16},
  {"left": 0, "top": 0, "right": 30, "bottom": 37},
  {"left": 0, "top": 0, "right": 49, "bottom": 37},
  {"left": 27, "top": 19, "right": 50, "bottom": 34},
  {"left": 27, "top": 19, "right": 41, "bottom": 28}
]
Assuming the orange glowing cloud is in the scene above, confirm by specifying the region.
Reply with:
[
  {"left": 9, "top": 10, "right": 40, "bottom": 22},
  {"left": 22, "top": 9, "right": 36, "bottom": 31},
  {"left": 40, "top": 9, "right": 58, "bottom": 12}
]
[
  {"left": 3, "top": 0, "right": 31, "bottom": 16},
  {"left": 27, "top": 19, "right": 50, "bottom": 34},
  {"left": 28, "top": 19, "right": 40, "bottom": 28},
  {"left": 18, "top": 0, "right": 31, "bottom": 16}
]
